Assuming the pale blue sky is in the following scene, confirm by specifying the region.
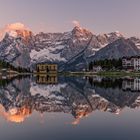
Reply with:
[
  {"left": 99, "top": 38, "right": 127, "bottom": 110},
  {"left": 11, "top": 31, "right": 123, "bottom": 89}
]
[{"left": 0, "top": 0, "right": 140, "bottom": 37}]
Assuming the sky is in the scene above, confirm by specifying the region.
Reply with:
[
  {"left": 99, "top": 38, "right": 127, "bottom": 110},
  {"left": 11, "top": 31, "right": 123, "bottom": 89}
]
[{"left": 0, "top": 0, "right": 140, "bottom": 37}]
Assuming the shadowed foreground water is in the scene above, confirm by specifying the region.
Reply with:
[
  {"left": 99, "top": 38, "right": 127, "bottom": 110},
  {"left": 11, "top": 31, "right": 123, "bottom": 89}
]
[{"left": 0, "top": 75, "right": 140, "bottom": 140}]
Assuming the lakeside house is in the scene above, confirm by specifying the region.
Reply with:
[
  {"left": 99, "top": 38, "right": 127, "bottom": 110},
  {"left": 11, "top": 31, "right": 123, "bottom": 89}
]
[
  {"left": 36, "top": 63, "right": 58, "bottom": 74},
  {"left": 122, "top": 56, "right": 140, "bottom": 71},
  {"left": 92, "top": 66, "right": 102, "bottom": 72}
]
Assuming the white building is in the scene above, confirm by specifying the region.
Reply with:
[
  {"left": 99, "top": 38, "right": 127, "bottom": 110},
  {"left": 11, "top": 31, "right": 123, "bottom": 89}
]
[
  {"left": 92, "top": 66, "right": 102, "bottom": 72},
  {"left": 122, "top": 56, "right": 140, "bottom": 71}
]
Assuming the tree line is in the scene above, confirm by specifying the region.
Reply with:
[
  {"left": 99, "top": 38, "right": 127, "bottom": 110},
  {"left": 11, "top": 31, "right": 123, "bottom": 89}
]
[{"left": 88, "top": 59, "right": 122, "bottom": 71}]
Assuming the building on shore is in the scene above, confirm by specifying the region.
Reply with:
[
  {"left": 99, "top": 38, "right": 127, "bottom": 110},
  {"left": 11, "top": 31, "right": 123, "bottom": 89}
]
[
  {"left": 36, "top": 64, "right": 58, "bottom": 74},
  {"left": 92, "top": 66, "right": 102, "bottom": 72},
  {"left": 122, "top": 56, "right": 140, "bottom": 71}
]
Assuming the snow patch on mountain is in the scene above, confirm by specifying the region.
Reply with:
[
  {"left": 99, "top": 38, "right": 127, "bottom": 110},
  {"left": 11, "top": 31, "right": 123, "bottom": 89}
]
[{"left": 30, "top": 45, "right": 67, "bottom": 63}]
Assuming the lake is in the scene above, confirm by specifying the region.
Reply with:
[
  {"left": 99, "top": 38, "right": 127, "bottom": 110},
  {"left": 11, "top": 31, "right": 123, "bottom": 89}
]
[{"left": 0, "top": 75, "right": 140, "bottom": 140}]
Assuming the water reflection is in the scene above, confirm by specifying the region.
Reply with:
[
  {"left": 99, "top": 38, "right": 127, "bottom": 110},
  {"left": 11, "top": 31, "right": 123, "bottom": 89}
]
[
  {"left": 0, "top": 75, "right": 140, "bottom": 124},
  {"left": 36, "top": 74, "right": 58, "bottom": 84}
]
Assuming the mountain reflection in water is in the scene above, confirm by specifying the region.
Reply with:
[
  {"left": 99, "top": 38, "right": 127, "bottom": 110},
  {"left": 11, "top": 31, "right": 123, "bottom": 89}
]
[{"left": 0, "top": 75, "right": 140, "bottom": 124}]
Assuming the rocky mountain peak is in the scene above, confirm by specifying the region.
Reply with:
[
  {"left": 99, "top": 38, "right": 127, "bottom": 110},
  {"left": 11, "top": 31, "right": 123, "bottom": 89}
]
[
  {"left": 72, "top": 26, "right": 92, "bottom": 37},
  {"left": 0, "top": 23, "right": 33, "bottom": 42},
  {"left": 106, "top": 31, "right": 123, "bottom": 39}
]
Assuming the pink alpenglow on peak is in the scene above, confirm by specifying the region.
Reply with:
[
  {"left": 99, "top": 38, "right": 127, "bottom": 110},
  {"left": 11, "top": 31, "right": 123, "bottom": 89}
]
[
  {"left": 72, "top": 20, "right": 81, "bottom": 28},
  {"left": 6, "top": 23, "right": 28, "bottom": 31},
  {"left": 0, "top": 22, "right": 31, "bottom": 41}
]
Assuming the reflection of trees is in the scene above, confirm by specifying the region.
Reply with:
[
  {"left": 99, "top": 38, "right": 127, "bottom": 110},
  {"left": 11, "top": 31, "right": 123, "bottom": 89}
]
[
  {"left": 88, "top": 77, "right": 122, "bottom": 89},
  {"left": 0, "top": 75, "right": 30, "bottom": 88}
]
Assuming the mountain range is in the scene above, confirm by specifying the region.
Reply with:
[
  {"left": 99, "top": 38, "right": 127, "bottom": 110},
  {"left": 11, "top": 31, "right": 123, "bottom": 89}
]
[{"left": 0, "top": 23, "right": 140, "bottom": 71}]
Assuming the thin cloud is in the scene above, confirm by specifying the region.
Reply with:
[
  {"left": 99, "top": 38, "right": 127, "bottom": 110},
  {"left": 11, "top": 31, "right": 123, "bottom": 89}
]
[{"left": 72, "top": 20, "right": 80, "bottom": 27}]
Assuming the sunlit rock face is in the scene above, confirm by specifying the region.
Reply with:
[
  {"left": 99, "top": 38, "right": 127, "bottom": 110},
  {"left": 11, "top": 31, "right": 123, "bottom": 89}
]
[
  {"left": 0, "top": 23, "right": 33, "bottom": 41},
  {"left": 0, "top": 23, "right": 34, "bottom": 68},
  {"left": 0, "top": 76, "right": 140, "bottom": 124}
]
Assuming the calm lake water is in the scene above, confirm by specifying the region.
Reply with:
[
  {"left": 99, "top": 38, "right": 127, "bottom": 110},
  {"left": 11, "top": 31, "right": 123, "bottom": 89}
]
[{"left": 0, "top": 75, "right": 140, "bottom": 140}]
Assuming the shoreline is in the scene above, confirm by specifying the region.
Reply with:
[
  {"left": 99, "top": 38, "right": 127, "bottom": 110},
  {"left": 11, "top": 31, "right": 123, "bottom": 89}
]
[{"left": 1, "top": 71, "right": 140, "bottom": 79}]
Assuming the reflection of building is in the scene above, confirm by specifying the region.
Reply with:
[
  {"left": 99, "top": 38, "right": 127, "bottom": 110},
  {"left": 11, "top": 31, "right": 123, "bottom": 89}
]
[
  {"left": 36, "top": 74, "right": 58, "bottom": 84},
  {"left": 36, "top": 64, "right": 58, "bottom": 74},
  {"left": 122, "top": 56, "right": 140, "bottom": 71},
  {"left": 122, "top": 78, "right": 140, "bottom": 91}
]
